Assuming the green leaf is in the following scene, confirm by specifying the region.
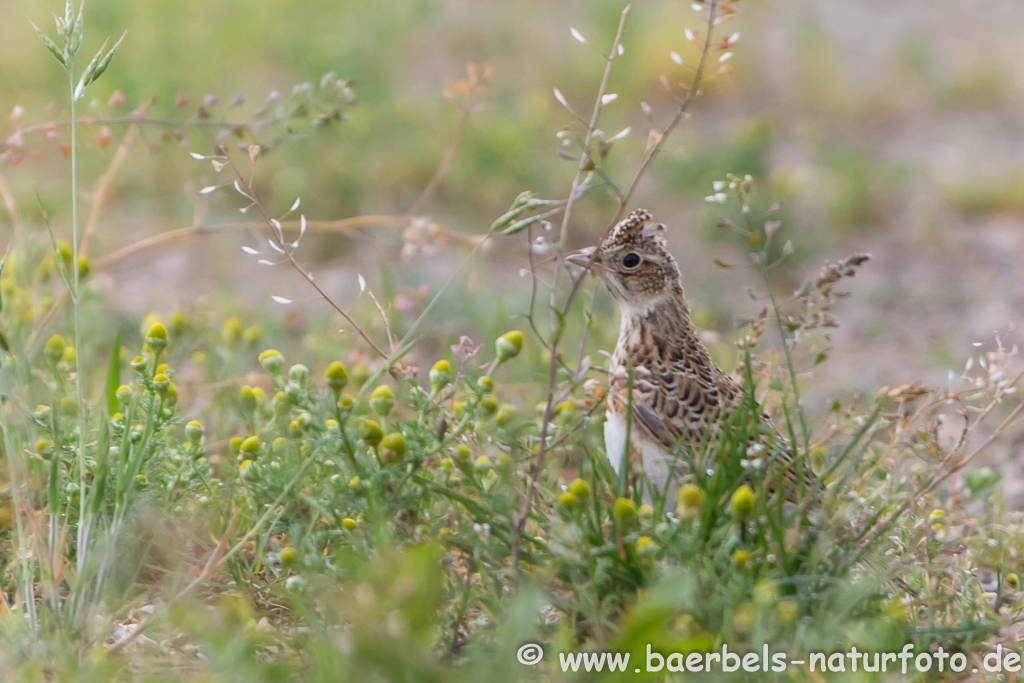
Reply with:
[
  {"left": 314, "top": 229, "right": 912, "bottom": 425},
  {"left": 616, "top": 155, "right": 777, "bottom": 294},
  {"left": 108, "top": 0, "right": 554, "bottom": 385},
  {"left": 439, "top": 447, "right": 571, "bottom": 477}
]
[
  {"left": 92, "top": 31, "right": 126, "bottom": 85},
  {"left": 75, "top": 37, "right": 108, "bottom": 100},
  {"left": 713, "top": 258, "right": 733, "bottom": 269},
  {"left": 31, "top": 22, "right": 66, "bottom": 68},
  {"left": 36, "top": 193, "right": 76, "bottom": 298},
  {"left": 105, "top": 330, "right": 121, "bottom": 416},
  {"left": 501, "top": 215, "right": 541, "bottom": 236},
  {"left": 548, "top": 306, "right": 565, "bottom": 345}
]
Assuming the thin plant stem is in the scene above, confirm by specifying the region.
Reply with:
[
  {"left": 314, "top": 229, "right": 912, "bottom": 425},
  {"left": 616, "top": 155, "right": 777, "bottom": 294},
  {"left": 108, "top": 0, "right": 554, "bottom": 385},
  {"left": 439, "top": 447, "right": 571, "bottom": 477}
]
[{"left": 68, "top": 54, "right": 90, "bottom": 575}]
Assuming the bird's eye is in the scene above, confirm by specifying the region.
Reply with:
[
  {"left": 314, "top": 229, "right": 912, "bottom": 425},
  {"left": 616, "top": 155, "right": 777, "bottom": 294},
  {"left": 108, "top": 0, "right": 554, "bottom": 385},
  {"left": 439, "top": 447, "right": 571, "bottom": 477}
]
[{"left": 622, "top": 252, "right": 642, "bottom": 269}]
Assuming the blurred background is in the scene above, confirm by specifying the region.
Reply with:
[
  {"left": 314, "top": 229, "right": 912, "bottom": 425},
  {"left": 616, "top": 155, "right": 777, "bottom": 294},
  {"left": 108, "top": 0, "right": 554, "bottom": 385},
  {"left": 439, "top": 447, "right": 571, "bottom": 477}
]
[{"left": 2, "top": 0, "right": 1023, "bottom": 461}]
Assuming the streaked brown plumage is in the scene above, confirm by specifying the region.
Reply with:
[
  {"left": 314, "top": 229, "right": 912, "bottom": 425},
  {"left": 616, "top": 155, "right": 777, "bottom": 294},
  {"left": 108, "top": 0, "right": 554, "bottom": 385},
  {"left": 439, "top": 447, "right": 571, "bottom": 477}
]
[{"left": 569, "top": 208, "right": 807, "bottom": 502}]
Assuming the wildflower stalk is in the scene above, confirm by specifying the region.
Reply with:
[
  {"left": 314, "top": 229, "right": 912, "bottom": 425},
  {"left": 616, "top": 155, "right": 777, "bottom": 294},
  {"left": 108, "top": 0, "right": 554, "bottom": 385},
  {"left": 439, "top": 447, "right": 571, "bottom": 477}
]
[{"left": 67, "top": 47, "right": 91, "bottom": 575}]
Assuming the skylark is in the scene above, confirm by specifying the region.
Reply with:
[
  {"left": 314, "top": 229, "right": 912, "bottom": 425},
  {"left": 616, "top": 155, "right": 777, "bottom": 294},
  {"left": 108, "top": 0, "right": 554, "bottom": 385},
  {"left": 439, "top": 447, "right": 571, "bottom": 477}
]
[{"left": 569, "top": 209, "right": 809, "bottom": 503}]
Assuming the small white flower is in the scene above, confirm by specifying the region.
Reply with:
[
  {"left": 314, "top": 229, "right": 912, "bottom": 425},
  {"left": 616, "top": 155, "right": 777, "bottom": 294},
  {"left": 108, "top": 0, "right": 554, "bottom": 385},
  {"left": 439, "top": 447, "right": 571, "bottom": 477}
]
[
  {"left": 728, "top": 32, "right": 740, "bottom": 45},
  {"left": 601, "top": 94, "right": 618, "bottom": 105},
  {"left": 713, "top": 180, "right": 725, "bottom": 191},
  {"left": 570, "top": 27, "right": 587, "bottom": 44},
  {"left": 671, "top": 51, "right": 684, "bottom": 65},
  {"left": 685, "top": 28, "right": 695, "bottom": 42},
  {"left": 718, "top": 52, "right": 733, "bottom": 63},
  {"left": 714, "top": 193, "right": 727, "bottom": 203}
]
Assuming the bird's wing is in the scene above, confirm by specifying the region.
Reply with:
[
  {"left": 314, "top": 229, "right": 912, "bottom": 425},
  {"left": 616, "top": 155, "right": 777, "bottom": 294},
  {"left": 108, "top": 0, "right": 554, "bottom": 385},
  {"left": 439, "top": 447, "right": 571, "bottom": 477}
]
[
  {"left": 611, "top": 356, "right": 815, "bottom": 500},
  {"left": 609, "top": 354, "right": 733, "bottom": 451}
]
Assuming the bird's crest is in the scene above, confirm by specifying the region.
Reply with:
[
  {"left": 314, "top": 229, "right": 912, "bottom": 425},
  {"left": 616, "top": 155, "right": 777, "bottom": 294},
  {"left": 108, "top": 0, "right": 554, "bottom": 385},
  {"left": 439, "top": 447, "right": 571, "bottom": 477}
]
[{"left": 603, "top": 208, "right": 666, "bottom": 250}]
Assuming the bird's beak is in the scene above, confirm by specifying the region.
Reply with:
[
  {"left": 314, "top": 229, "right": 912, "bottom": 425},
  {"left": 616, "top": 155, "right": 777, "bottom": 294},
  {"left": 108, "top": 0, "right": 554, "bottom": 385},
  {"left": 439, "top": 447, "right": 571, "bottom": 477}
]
[{"left": 565, "top": 246, "right": 597, "bottom": 269}]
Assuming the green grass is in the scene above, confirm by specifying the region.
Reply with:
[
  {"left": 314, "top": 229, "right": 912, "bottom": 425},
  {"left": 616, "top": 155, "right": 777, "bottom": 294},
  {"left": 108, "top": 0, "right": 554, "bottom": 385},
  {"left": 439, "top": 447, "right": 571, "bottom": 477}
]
[{"left": 1, "top": 1, "right": 1024, "bottom": 680}]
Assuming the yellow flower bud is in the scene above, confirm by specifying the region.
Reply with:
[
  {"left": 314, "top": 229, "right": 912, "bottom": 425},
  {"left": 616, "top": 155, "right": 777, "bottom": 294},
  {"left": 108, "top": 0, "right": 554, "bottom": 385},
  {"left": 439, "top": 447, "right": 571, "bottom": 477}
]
[
  {"left": 495, "top": 330, "right": 524, "bottom": 363},
  {"left": 378, "top": 432, "right": 407, "bottom": 464},
  {"left": 429, "top": 360, "right": 452, "bottom": 394},
  {"left": 60, "top": 346, "right": 76, "bottom": 365},
  {"left": 730, "top": 485, "right": 756, "bottom": 519},
  {"left": 243, "top": 325, "right": 261, "bottom": 346},
  {"left": 240, "top": 435, "right": 261, "bottom": 454},
  {"left": 44, "top": 335, "right": 65, "bottom": 364},
  {"left": 169, "top": 311, "right": 187, "bottom": 335},
  {"left": 184, "top": 420, "right": 203, "bottom": 443},
  {"left": 495, "top": 405, "right": 517, "bottom": 427},
  {"left": 479, "top": 395, "right": 499, "bottom": 415},
  {"left": 569, "top": 478, "right": 590, "bottom": 499},
  {"left": 342, "top": 517, "right": 358, "bottom": 531},
  {"left": 153, "top": 373, "right": 170, "bottom": 396},
  {"left": 280, "top": 547, "right": 296, "bottom": 567},
  {"left": 239, "top": 386, "right": 258, "bottom": 414},
  {"left": 369, "top": 385, "right": 395, "bottom": 417},
  {"left": 325, "top": 361, "right": 348, "bottom": 393},
  {"left": 221, "top": 317, "right": 243, "bottom": 347},
  {"left": 635, "top": 536, "right": 654, "bottom": 553},
  {"left": 677, "top": 484, "right": 705, "bottom": 519},
  {"left": 258, "top": 349, "right": 284, "bottom": 375},
  {"left": 613, "top": 497, "right": 637, "bottom": 521},
  {"left": 360, "top": 420, "right": 383, "bottom": 447},
  {"left": 146, "top": 322, "right": 167, "bottom": 341}
]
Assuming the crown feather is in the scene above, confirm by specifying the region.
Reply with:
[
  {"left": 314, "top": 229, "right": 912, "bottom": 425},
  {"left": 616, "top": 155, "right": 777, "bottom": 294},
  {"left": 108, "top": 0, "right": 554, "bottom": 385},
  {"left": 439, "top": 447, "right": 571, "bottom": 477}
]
[{"left": 606, "top": 208, "right": 654, "bottom": 246}]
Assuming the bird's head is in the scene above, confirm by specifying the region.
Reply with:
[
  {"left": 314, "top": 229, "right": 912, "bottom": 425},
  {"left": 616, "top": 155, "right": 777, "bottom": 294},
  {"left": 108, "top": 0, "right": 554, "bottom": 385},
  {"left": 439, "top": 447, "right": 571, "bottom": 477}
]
[{"left": 568, "top": 209, "right": 682, "bottom": 313}]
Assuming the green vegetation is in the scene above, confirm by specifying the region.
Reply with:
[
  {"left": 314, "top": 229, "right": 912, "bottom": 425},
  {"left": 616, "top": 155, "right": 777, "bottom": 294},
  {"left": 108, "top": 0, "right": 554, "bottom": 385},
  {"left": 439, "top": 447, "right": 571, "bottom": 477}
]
[{"left": 1, "top": 0, "right": 1023, "bottom": 680}]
